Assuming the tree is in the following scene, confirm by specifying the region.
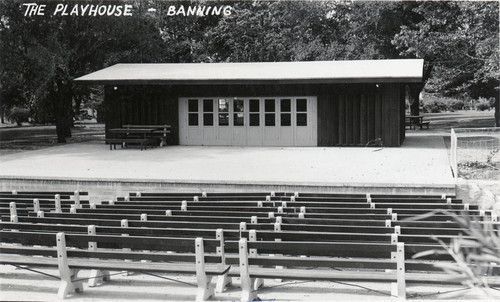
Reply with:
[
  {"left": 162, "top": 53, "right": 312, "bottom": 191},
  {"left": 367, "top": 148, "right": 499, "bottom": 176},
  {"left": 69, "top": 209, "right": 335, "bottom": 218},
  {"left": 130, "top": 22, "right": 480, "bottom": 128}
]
[
  {"left": 392, "top": 1, "right": 499, "bottom": 118},
  {"left": 0, "top": 0, "right": 166, "bottom": 142}
]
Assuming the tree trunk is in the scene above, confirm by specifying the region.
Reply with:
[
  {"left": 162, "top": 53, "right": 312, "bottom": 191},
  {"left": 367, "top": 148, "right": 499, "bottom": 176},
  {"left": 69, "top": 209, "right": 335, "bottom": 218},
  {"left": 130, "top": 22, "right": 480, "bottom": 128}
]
[
  {"left": 54, "top": 82, "right": 73, "bottom": 143},
  {"left": 407, "top": 84, "right": 423, "bottom": 116},
  {"left": 495, "top": 98, "right": 499, "bottom": 127}
]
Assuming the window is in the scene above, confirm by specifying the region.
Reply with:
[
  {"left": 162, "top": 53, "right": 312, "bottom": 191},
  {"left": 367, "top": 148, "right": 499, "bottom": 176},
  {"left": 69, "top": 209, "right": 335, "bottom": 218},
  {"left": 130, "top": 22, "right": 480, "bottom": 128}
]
[
  {"left": 280, "top": 98, "right": 291, "bottom": 126},
  {"left": 249, "top": 99, "right": 260, "bottom": 126},
  {"left": 218, "top": 99, "right": 229, "bottom": 126},
  {"left": 188, "top": 99, "right": 198, "bottom": 126},
  {"left": 265, "top": 99, "right": 275, "bottom": 126},
  {"left": 233, "top": 99, "right": 244, "bottom": 126},
  {"left": 296, "top": 98, "right": 307, "bottom": 126},
  {"left": 203, "top": 99, "right": 213, "bottom": 126}
]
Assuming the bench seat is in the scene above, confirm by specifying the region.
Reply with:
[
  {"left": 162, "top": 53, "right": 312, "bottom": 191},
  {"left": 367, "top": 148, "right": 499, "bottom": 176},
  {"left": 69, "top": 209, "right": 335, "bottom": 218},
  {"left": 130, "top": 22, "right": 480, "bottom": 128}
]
[{"left": 106, "top": 138, "right": 156, "bottom": 150}]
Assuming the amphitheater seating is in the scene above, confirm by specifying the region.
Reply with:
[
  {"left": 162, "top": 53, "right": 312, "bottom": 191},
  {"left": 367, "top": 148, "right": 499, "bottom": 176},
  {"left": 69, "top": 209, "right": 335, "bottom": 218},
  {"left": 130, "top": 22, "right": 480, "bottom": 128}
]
[{"left": 1, "top": 190, "right": 499, "bottom": 301}]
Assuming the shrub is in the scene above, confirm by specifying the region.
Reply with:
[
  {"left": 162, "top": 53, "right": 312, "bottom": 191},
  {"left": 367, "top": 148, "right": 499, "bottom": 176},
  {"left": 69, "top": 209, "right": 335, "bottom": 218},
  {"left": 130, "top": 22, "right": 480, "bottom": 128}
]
[
  {"left": 423, "top": 101, "right": 448, "bottom": 113},
  {"left": 7, "top": 107, "right": 30, "bottom": 126},
  {"left": 475, "top": 98, "right": 491, "bottom": 111},
  {"left": 449, "top": 99, "right": 465, "bottom": 111}
]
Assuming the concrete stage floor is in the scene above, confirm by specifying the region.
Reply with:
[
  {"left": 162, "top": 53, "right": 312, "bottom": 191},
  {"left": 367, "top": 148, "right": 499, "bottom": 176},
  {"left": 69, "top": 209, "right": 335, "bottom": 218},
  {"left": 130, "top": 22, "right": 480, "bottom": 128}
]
[{"left": 0, "top": 135, "right": 455, "bottom": 199}]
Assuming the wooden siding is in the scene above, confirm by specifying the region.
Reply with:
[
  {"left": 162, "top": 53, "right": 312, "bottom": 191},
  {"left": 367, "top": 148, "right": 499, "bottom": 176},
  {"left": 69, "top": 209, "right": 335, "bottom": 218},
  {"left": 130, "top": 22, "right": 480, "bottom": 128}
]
[{"left": 105, "top": 82, "right": 406, "bottom": 147}]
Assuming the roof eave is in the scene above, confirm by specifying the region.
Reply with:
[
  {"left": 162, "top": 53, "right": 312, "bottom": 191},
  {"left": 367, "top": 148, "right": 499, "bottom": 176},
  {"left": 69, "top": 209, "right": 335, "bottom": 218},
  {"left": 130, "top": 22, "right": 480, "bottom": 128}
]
[{"left": 74, "top": 77, "right": 422, "bottom": 85}]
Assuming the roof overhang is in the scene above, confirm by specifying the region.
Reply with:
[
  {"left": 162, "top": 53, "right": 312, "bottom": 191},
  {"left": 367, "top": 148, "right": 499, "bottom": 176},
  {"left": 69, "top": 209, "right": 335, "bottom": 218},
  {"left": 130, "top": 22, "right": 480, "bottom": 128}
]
[{"left": 74, "top": 59, "right": 424, "bottom": 85}]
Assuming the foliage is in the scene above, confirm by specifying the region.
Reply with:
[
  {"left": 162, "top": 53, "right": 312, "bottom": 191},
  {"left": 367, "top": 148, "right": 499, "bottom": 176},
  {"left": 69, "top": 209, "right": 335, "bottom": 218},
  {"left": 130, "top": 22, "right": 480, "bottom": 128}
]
[
  {"left": 475, "top": 98, "right": 492, "bottom": 111},
  {"left": 6, "top": 106, "right": 30, "bottom": 126},
  {"left": 411, "top": 210, "right": 500, "bottom": 297}
]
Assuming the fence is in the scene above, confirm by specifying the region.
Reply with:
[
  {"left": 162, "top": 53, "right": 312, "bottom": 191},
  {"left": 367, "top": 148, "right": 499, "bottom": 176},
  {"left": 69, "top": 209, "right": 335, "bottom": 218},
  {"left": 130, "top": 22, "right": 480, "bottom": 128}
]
[{"left": 450, "top": 127, "right": 500, "bottom": 179}]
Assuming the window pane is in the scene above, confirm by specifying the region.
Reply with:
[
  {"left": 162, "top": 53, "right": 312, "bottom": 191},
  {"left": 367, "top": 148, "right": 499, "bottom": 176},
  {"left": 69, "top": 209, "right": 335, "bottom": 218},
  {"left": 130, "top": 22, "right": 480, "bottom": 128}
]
[
  {"left": 250, "top": 99, "right": 259, "bottom": 112},
  {"left": 265, "top": 99, "right": 275, "bottom": 112},
  {"left": 218, "top": 99, "right": 229, "bottom": 113},
  {"left": 281, "top": 99, "right": 291, "bottom": 112},
  {"left": 297, "top": 98, "right": 307, "bottom": 112},
  {"left": 188, "top": 99, "right": 198, "bottom": 112},
  {"left": 265, "top": 113, "right": 275, "bottom": 126},
  {"left": 234, "top": 113, "right": 244, "bottom": 126},
  {"left": 203, "top": 113, "right": 213, "bottom": 126},
  {"left": 297, "top": 113, "right": 307, "bottom": 126},
  {"left": 234, "top": 99, "right": 244, "bottom": 112},
  {"left": 281, "top": 113, "right": 291, "bottom": 126},
  {"left": 219, "top": 113, "right": 229, "bottom": 126},
  {"left": 189, "top": 113, "right": 198, "bottom": 126},
  {"left": 250, "top": 113, "right": 260, "bottom": 126},
  {"left": 203, "top": 99, "right": 213, "bottom": 112}
]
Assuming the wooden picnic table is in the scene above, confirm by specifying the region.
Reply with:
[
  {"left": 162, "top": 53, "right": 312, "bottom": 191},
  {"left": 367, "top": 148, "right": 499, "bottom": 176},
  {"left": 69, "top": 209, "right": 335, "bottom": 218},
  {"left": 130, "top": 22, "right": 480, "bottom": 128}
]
[{"left": 405, "top": 115, "right": 429, "bottom": 130}]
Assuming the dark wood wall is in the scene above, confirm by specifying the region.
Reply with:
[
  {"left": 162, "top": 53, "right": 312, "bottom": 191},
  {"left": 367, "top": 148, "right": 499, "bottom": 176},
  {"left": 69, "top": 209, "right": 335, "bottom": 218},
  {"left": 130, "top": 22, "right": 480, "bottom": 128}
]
[{"left": 105, "top": 82, "right": 407, "bottom": 147}]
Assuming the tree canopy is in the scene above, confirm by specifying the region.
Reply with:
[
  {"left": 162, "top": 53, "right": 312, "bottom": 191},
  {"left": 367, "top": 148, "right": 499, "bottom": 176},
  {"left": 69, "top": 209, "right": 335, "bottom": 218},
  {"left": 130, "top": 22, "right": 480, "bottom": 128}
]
[{"left": 1, "top": 0, "right": 498, "bottom": 138}]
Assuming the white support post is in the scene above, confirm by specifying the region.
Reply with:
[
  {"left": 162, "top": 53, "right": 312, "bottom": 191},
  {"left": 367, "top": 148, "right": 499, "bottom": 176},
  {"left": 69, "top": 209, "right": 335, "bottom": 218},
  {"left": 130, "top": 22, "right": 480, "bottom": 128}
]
[
  {"left": 290, "top": 196, "right": 296, "bottom": 202},
  {"left": 464, "top": 204, "right": 470, "bottom": 211},
  {"left": 140, "top": 213, "right": 147, "bottom": 221},
  {"left": 12, "top": 190, "right": 17, "bottom": 195},
  {"left": 9, "top": 202, "right": 17, "bottom": 219},
  {"left": 392, "top": 243, "right": 406, "bottom": 300},
  {"left": 370, "top": 203, "right": 376, "bottom": 209},
  {"left": 54, "top": 194, "right": 62, "bottom": 213},
  {"left": 275, "top": 216, "right": 282, "bottom": 225},
  {"left": 195, "top": 238, "right": 215, "bottom": 302},
  {"left": 265, "top": 195, "right": 271, "bottom": 202},
  {"left": 392, "top": 213, "right": 398, "bottom": 221},
  {"left": 70, "top": 205, "right": 77, "bottom": 214},
  {"left": 298, "top": 212, "right": 305, "bottom": 219},
  {"left": 251, "top": 216, "right": 258, "bottom": 224},
  {"left": 446, "top": 198, "right": 452, "bottom": 205},
  {"left": 73, "top": 191, "right": 81, "bottom": 209},
  {"left": 194, "top": 196, "right": 199, "bottom": 202},
  {"left": 274, "top": 222, "right": 281, "bottom": 232},
  {"left": 239, "top": 222, "right": 247, "bottom": 232},
  {"left": 248, "top": 230, "right": 263, "bottom": 291},
  {"left": 181, "top": 200, "right": 188, "bottom": 211},
  {"left": 202, "top": 192, "right": 207, "bottom": 197},
  {"left": 37, "top": 210, "right": 44, "bottom": 218},
  {"left": 90, "top": 203, "right": 96, "bottom": 209},
  {"left": 215, "top": 229, "right": 231, "bottom": 293},
  {"left": 391, "top": 233, "right": 398, "bottom": 244},
  {"left": 282, "top": 201, "right": 287, "bottom": 208},
  {"left": 238, "top": 238, "right": 258, "bottom": 302},
  {"left": 367, "top": 197, "right": 372, "bottom": 203},
  {"left": 108, "top": 200, "right": 115, "bottom": 205},
  {"left": 124, "top": 196, "right": 130, "bottom": 202},
  {"left": 387, "top": 208, "right": 392, "bottom": 215},
  {"left": 268, "top": 212, "right": 275, "bottom": 218},
  {"left": 136, "top": 192, "right": 141, "bottom": 197},
  {"left": 366, "top": 193, "right": 371, "bottom": 199},
  {"left": 441, "top": 194, "right": 446, "bottom": 199},
  {"left": 56, "top": 233, "right": 83, "bottom": 298},
  {"left": 394, "top": 226, "right": 401, "bottom": 235},
  {"left": 492, "top": 213, "right": 498, "bottom": 222},
  {"left": 121, "top": 219, "right": 132, "bottom": 276},
  {"left": 294, "top": 192, "right": 299, "bottom": 198},
  {"left": 385, "top": 219, "right": 392, "bottom": 228},
  {"left": 87, "top": 225, "right": 110, "bottom": 287},
  {"left": 270, "top": 191, "right": 275, "bottom": 197},
  {"left": 300, "top": 206, "right": 306, "bottom": 214},
  {"left": 165, "top": 210, "right": 172, "bottom": 216},
  {"left": 33, "top": 199, "right": 40, "bottom": 213},
  {"left": 277, "top": 206, "right": 283, "bottom": 214},
  {"left": 10, "top": 214, "right": 18, "bottom": 223},
  {"left": 257, "top": 201, "right": 263, "bottom": 208}
]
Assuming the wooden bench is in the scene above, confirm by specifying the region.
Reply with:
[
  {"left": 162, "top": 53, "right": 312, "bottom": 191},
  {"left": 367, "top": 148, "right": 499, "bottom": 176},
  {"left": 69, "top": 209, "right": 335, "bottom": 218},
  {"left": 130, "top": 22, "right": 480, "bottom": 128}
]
[
  {"left": 105, "top": 138, "right": 156, "bottom": 150},
  {"left": 122, "top": 125, "right": 171, "bottom": 146},
  {"left": 0, "top": 230, "right": 228, "bottom": 301}
]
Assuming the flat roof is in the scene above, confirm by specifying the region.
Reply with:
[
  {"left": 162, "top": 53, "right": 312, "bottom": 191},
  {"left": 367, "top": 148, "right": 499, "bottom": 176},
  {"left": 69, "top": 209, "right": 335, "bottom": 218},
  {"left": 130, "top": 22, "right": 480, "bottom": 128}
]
[{"left": 74, "top": 59, "right": 424, "bottom": 85}]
